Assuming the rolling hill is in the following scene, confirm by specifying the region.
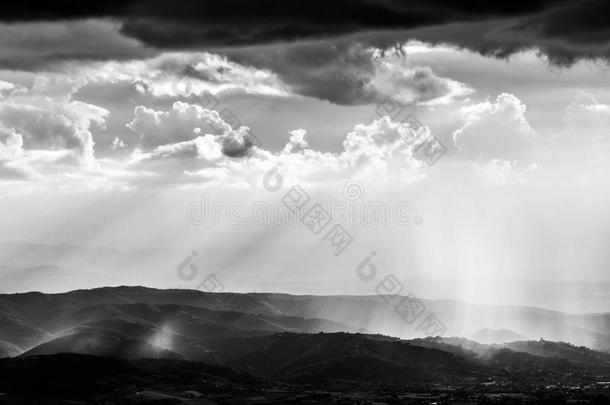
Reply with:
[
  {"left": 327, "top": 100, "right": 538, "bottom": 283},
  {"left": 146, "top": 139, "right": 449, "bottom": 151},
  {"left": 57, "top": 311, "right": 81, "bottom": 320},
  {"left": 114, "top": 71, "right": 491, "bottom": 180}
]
[
  {"left": 0, "top": 287, "right": 609, "bottom": 403},
  {"left": 1, "top": 286, "right": 609, "bottom": 357}
]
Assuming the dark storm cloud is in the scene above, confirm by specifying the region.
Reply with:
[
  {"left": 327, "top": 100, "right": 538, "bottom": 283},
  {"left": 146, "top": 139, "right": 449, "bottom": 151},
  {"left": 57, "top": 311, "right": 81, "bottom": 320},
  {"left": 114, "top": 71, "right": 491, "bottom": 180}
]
[
  {"left": 1, "top": 0, "right": 607, "bottom": 66},
  {"left": 222, "top": 41, "right": 380, "bottom": 105},
  {"left": 511, "top": 0, "right": 610, "bottom": 65},
  {"left": 115, "top": 0, "right": 561, "bottom": 48},
  {"left": 0, "top": 1, "right": 561, "bottom": 25},
  {"left": 0, "top": 1, "right": 563, "bottom": 46}
]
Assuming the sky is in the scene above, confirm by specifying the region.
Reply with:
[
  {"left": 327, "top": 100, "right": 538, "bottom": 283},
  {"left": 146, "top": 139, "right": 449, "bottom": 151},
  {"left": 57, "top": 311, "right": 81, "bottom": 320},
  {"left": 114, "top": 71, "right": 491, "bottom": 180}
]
[{"left": 1, "top": 1, "right": 610, "bottom": 311}]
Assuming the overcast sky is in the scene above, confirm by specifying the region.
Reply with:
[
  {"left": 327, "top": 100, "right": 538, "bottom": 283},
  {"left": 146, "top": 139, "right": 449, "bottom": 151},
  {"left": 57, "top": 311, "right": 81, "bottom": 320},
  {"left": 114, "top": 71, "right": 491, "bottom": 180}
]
[{"left": 1, "top": 1, "right": 609, "bottom": 309}]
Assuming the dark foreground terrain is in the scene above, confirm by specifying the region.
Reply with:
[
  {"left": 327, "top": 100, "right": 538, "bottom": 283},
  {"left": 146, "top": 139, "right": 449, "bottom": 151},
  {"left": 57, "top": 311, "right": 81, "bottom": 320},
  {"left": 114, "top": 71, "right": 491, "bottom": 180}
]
[
  {"left": 1, "top": 287, "right": 609, "bottom": 404},
  {"left": 1, "top": 350, "right": 609, "bottom": 404}
]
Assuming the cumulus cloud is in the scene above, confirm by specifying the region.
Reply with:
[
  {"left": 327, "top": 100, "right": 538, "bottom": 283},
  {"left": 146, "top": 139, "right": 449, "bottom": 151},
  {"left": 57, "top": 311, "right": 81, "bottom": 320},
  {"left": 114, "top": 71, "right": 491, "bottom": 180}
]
[
  {"left": 453, "top": 93, "right": 536, "bottom": 161},
  {"left": 246, "top": 116, "right": 428, "bottom": 186},
  {"left": 448, "top": 90, "right": 610, "bottom": 186},
  {"left": 282, "top": 129, "right": 308, "bottom": 154},
  {"left": 126, "top": 101, "right": 259, "bottom": 158},
  {"left": 123, "top": 107, "right": 428, "bottom": 187},
  {"left": 0, "top": 75, "right": 109, "bottom": 179},
  {"left": 5, "top": 80, "right": 610, "bottom": 189},
  {"left": 340, "top": 117, "right": 426, "bottom": 180}
]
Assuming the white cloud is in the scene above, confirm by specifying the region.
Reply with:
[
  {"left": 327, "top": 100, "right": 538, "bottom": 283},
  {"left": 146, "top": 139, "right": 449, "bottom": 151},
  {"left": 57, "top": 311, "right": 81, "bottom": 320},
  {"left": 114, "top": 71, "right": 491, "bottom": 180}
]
[
  {"left": 127, "top": 102, "right": 224, "bottom": 148},
  {"left": 0, "top": 75, "right": 109, "bottom": 179},
  {"left": 1, "top": 76, "right": 107, "bottom": 160},
  {"left": 450, "top": 91, "right": 610, "bottom": 186},
  {"left": 453, "top": 93, "right": 536, "bottom": 161},
  {"left": 228, "top": 115, "right": 427, "bottom": 187},
  {"left": 340, "top": 116, "right": 426, "bottom": 181},
  {"left": 122, "top": 103, "right": 428, "bottom": 187},
  {"left": 126, "top": 101, "right": 258, "bottom": 159},
  {"left": 282, "top": 129, "right": 309, "bottom": 153},
  {"left": 5, "top": 76, "right": 610, "bottom": 190}
]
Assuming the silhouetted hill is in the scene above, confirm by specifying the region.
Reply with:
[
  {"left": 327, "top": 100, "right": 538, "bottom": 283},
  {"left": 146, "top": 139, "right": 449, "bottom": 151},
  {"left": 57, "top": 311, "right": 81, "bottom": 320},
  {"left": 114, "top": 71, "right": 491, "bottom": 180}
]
[
  {"left": 411, "top": 336, "right": 610, "bottom": 373},
  {"left": 410, "top": 336, "right": 483, "bottom": 359},
  {"left": 221, "top": 332, "right": 483, "bottom": 383},
  {"left": 0, "top": 353, "right": 260, "bottom": 399},
  {"left": 504, "top": 339, "right": 610, "bottom": 366}
]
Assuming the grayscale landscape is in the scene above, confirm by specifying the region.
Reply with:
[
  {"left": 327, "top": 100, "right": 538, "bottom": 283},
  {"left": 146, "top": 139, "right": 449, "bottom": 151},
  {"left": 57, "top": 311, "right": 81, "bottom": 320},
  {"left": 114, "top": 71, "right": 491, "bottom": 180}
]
[{"left": 1, "top": 1, "right": 610, "bottom": 404}]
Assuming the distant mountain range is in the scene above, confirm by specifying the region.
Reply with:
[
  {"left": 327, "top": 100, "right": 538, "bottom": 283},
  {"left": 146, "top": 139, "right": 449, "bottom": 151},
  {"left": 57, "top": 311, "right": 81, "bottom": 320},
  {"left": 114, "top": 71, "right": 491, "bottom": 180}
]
[{"left": 1, "top": 286, "right": 609, "bottom": 355}]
